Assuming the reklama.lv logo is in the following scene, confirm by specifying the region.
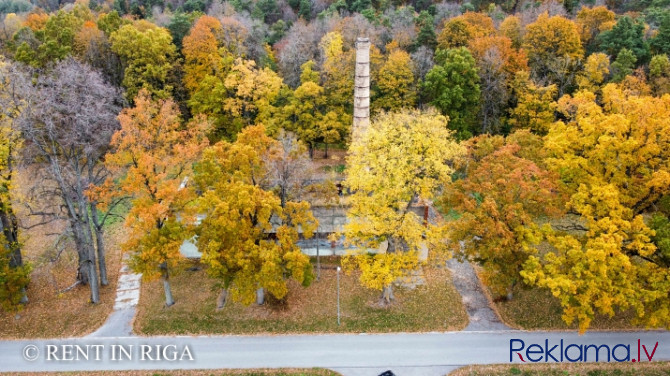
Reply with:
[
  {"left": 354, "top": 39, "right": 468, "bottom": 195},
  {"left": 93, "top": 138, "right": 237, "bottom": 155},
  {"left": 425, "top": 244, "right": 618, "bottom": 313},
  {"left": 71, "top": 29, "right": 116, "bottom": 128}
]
[{"left": 510, "top": 339, "right": 659, "bottom": 363}]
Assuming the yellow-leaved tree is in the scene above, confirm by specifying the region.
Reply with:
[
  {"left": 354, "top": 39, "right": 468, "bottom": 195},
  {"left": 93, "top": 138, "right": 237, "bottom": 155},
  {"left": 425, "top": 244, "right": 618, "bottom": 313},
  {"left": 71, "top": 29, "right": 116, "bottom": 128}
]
[
  {"left": 522, "top": 84, "right": 670, "bottom": 332},
  {"left": 100, "top": 90, "right": 210, "bottom": 306},
  {"left": 372, "top": 41, "right": 416, "bottom": 113},
  {"left": 193, "top": 125, "right": 317, "bottom": 308},
  {"left": 342, "top": 109, "right": 464, "bottom": 305},
  {"left": 0, "top": 59, "right": 30, "bottom": 310},
  {"left": 522, "top": 13, "right": 583, "bottom": 95}
]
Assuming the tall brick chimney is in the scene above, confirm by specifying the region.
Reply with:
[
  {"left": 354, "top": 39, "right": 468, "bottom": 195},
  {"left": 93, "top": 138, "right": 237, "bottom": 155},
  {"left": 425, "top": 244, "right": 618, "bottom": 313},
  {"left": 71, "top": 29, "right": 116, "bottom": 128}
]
[{"left": 353, "top": 37, "right": 370, "bottom": 139}]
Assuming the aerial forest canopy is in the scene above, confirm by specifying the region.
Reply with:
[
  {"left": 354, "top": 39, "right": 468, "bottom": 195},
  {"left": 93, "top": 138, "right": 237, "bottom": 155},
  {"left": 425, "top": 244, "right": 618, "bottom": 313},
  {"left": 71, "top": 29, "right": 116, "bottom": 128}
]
[{"left": 1, "top": 0, "right": 670, "bottom": 333}]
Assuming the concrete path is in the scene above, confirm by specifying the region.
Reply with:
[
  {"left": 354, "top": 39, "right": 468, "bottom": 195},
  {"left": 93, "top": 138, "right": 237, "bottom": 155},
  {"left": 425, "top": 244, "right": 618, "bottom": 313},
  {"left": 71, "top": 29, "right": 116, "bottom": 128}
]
[
  {"left": 447, "top": 259, "right": 509, "bottom": 331},
  {"left": 87, "top": 257, "right": 142, "bottom": 338}
]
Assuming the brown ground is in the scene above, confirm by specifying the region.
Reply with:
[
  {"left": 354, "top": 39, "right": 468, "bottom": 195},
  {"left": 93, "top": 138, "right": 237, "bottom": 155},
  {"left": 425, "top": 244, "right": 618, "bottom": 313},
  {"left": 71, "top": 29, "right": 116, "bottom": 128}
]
[{"left": 0, "top": 169, "right": 125, "bottom": 339}]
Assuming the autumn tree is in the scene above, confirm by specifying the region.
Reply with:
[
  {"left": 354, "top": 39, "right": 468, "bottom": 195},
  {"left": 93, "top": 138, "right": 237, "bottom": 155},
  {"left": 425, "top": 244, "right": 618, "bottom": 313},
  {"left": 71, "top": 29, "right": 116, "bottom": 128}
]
[
  {"left": 319, "top": 32, "right": 354, "bottom": 112},
  {"left": 97, "top": 10, "right": 126, "bottom": 36},
  {"left": 372, "top": 42, "right": 415, "bottom": 112},
  {"left": 575, "top": 6, "right": 615, "bottom": 53},
  {"left": 499, "top": 15, "right": 522, "bottom": 48},
  {"left": 0, "top": 58, "right": 30, "bottom": 310},
  {"left": 576, "top": 52, "right": 610, "bottom": 92},
  {"left": 14, "top": 10, "right": 83, "bottom": 67},
  {"left": 509, "top": 71, "right": 557, "bottom": 135},
  {"left": 73, "top": 20, "right": 123, "bottom": 86},
  {"left": 181, "top": 15, "right": 231, "bottom": 95},
  {"left": 468, "top": 36, "right": 528, "bottom": 134},
  {"left": 437, "top": 12, "right": 495, "bottom": 50},
  {"left": 279, "top": 60, "right": 325, "bottom": 155},
  {"left": 343, "top": 109, "right": 464, "bottom": 304},
  {"left": 18, "top": 59, "right": 121, "bottom": 303},
  {"left": 110, "top": 20, "right": 177, "bottom": 101},
  {"left": 193, "top": 125, "right": 316, "bottom": 307},
  {"left": 189, "top": 57, "right": 282, "bottom": 140},
  {"left": 441, "top": 133, "right": 561, "bottom": 299},
  {"left": 102, "top": 90, "right": 210, "bottom": 306},
  {"left": 650, "top": 54, "right": 670, "bottom": 96},
  {"left": 523, "top": 85, "right": 670, "bottom": 332},
  {"left": 278, "top": 60, "right": 346, "bottom": 157},
  {"left": 523, "top": 13, "right": 583, "bottom": 94},
  {"left": 23, "top": 11, "right": 48, "bottom": 31},
  {"left": 422, "top": 47, "right": 480, "bottom": 139}
]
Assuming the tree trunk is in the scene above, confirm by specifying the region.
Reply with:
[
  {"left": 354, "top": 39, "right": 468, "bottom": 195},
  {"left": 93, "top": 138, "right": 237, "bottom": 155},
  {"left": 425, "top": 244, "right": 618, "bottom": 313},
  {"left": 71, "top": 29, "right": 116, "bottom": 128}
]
[
  {"left": 87, "top": 253, "right": 100, "bottom": 304},
  {"left": 316, "top": 232, "right": 320, "bottom": 281},
  {"left": 506, "top": 281, "right": 516, "bottom": 301},
  {"left": 89, "top": 202, "right": 108, "bottom": 286},
  {"left": 324, "top": 143, "right": 329, "bottom": 158},
  {"left": 82, "top": 200, "right": 100, "bottom": 303},
  {"left": 308, "top": 144, "right": 314, "bottom": 159},
  {"left": 216, "top": 288, "right": 228, "bottom": 310},
  {"left": 280, "top": 185, "right": 286, "bottom": 208},
  {"left": 0, "top": 203, "right": 28, "bottom": 303},
  {"left": 380, "top": 285, "right": 394, "bottom": 306},
  {"left": 256, "top": 287, "right": 265, "bottom": 305},
  {"left": 72, "top": 224, "right": 91, "bottom": 286},
  {"left": 161, "top": 264, "right": 175, "bottom": 307}
]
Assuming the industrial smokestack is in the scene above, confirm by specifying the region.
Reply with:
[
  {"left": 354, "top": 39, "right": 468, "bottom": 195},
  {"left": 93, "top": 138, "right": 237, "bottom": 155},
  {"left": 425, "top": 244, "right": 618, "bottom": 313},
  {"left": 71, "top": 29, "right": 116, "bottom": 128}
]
[{"left": 353, "top": 37, "right": 370, "bottom": 139}]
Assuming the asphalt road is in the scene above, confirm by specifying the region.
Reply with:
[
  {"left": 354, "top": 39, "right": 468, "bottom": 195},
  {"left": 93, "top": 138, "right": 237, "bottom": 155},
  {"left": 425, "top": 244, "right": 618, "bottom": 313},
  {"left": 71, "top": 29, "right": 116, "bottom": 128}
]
[{"left": 1, "top": 330, "right": 669, "bottom": 375}]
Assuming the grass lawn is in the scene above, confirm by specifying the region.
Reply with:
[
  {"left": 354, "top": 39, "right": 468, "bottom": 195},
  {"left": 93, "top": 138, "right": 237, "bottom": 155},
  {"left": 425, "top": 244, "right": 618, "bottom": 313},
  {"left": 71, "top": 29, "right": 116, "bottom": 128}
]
[
  {"left": 0, "top": 369, "right": 340, "bottom": 376},
  {"left": 134, "top": 258, "right": 468, "bottom": 335},
  {"left": 450, "top": 362, "right": 670, "bottom": 375}
]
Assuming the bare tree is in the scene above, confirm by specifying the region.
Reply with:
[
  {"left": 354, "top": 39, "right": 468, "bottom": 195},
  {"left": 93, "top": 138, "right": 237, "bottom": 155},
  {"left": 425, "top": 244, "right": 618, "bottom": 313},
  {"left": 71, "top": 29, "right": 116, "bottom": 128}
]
[
  {"left": 263, "top": 130, "right": 312, "bottom": 208},
  {"left": 477, "top": 47, "right": 510, "bottom": 134},
  {"left": 17, "top": 58, "right": 122, "bottom": 303},
  {"left": 411, "top": 46, "right": 435, "bottom": 81}
]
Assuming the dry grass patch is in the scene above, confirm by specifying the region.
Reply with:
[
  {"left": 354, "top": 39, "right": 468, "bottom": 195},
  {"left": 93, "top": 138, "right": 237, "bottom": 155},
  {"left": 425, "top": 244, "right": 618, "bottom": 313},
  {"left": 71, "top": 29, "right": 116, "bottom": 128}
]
[
  {"left": 450, "top": 362, "right": 670, "bottom": 375},
  {"left": 0, "top": 221, "right": 125, "bottom": 339},
  {"left": 0, "top": 368, "right": 340, "bottom": 376},
  {"left": 492, "top": 282, "right": 640, "bottom": 331},
  {"left": 135, "top": 259, "right": 467, "bottom": 335}
]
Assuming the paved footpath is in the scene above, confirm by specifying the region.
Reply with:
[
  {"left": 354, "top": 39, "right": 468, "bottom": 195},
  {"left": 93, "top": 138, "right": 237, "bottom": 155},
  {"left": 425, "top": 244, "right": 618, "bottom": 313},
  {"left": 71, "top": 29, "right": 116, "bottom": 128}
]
[
  {"left": 446, "top": 259, "right": 509, "bottom": 331},
  {"left": 86, "top": 256, "right": 142, "bottom": 338},
  {"left": 2, "top": 330, "right": 669, "bottom": 375}
]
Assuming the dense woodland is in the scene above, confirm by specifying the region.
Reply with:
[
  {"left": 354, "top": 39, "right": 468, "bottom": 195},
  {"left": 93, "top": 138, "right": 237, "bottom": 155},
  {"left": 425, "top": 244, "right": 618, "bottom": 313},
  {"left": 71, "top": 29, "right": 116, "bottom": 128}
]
[{"left": 1, "top": 0, "right": 670, "bottom": 332}]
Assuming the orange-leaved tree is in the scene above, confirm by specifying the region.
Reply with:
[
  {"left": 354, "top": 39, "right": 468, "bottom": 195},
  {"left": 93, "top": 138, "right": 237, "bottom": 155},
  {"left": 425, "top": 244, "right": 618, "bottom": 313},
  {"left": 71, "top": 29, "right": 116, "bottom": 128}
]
[
  {"left": 100, "top": 89, "right": 210, "bottom": 306},
  {"left": 441, "top": 131, "right": 562, "bottom": 299}
]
